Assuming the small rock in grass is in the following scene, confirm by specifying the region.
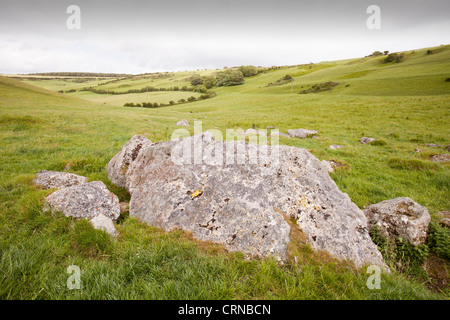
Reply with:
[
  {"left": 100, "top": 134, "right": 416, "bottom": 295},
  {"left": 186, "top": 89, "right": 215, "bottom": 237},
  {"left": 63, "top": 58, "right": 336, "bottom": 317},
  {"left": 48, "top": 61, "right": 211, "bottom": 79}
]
[
  {"left": 269, "top": 131, "right": 290, "bottom": 138},
  {"left": 90, "top": 214, "right": 119, "bottom": 237},
  {"left": 436, "top": 211, "right": 450, "bottom": 228},
  {"left": 360, "top": 137, "right": 375, "bottom": 144},
  {"left": 287, "top": 129, "right": 318, "bottom": 138},
  {"left": 425, "top": 143, "right": 442, "bottom": 148},
  {"left": 329, "top": 144, "right": 344, "bottom": 150},
  {"left": 176, "top": 119, "right": 190, "bottom": 126}
]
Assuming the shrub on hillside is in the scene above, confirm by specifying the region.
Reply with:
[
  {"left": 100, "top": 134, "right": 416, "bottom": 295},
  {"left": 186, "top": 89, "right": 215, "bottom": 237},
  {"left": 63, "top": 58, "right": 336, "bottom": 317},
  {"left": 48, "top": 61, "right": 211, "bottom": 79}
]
[
  {"left": 384, "top": 53, "right": 404, "bottom": 63},
  {"left": 190, "top": 75, "right": 204, "bottom": 86},
  {"left": 267, "top": 74, "right": 293, "bottom": 87},
  {"left": 216, "top": 70, "right": 245, "bottom": 87},
  {"left": 238, "top": 65, "right": 258, "bottom": 77},
  {"left": 202, "top": 76, "right": 216, "bottom": 89},
  {"left": 299, "top": 81, "right": 339, "bottom": 94}
]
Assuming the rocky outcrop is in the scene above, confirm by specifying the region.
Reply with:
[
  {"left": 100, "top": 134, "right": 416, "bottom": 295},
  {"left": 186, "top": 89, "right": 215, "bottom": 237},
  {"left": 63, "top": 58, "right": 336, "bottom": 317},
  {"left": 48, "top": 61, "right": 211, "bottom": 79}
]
[
  {"left": 425, "top": 143, "right": 442, "bottom": 148},
  {"left": 430, "top": 154, "right": 450, "bottom": 162},
  {"left": 287, "top": 129, "right": 318, "bottom": 138},
  {"left": 107, "top": 135, "right": 152, "bottom": 188},
  {"left": 363, "top": 197, "right": 431, "bottom": 246},
  {"left": 34, "top": 170, "right": 87, "bottom": 189},
  {"left": 109, "top": 132, "right": 387, "bottom": 268},
  {"left": 44, "top": 181, "right": 120, "bottom": 221}
]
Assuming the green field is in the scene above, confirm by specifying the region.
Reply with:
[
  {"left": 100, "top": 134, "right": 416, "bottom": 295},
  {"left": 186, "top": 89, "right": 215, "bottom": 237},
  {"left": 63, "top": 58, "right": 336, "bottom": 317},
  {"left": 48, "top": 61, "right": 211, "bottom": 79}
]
[{"left": 0, "top": 45, "right": 449, "bottom": 299}]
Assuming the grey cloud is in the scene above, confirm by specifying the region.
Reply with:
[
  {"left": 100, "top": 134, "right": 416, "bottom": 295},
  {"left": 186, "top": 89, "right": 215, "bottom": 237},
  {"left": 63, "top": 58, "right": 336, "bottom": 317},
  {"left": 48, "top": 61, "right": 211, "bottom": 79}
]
[{"left": 0, "top": 0, "right": 449, "bottom": 73}]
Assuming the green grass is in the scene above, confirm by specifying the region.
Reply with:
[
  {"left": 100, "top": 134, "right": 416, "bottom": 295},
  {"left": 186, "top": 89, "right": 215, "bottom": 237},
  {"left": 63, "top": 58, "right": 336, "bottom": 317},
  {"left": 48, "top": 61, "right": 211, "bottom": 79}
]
[{"left": 1, "top": 44, "right": 449, "bottom": 299}]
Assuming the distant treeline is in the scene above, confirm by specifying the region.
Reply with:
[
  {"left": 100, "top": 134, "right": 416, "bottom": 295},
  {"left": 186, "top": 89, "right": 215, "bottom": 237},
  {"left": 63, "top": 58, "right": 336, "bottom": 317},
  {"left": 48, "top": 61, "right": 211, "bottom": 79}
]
[
  {"left": 124, "top": 91, "right": 216, "bottom": 108},
  {"left": 82, "top": 85, "right": 209, "bottom": 95},
  {"left": 27, "top": 72, "right": 132, "bottom": 77}
]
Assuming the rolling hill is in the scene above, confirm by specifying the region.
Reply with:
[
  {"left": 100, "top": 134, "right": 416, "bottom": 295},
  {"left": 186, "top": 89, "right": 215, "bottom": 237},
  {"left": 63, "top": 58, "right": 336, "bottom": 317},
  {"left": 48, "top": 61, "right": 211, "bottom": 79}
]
[{"left": 0, "top": 45, "right": 449, "bottom": 299}]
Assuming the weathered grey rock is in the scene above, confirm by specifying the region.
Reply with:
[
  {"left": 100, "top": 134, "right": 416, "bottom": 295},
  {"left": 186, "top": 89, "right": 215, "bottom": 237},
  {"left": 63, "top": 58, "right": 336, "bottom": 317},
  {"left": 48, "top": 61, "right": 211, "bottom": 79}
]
[
  {"left": 90, "top": 214, "right": 119, "bottom": 237},
  {"left": 287, "top": 128, "right": 318, "bottom": 138},
  {"left": 110, "top": 132, "right": 387, "bottom": 269},
  {"left": 430, "top": 154, "right": 450, "bottom": 162},
  {"left": 360, "top": 137, "right": 375, "bottom": 144},
  {"left": 266, "top": 126, "right": 277, "bottom": 130},
  {"left": 34, "top": 170, "right": 87, "bottom": 189},
  {"left": 364, "top": 197, "right": 431, "bottom": 246},
  {"left": 269, "top": 131, "right": 290, "bottom": 138},
  {"left": 437, "top": 211, "right": 450, "bottom": 228},
  {"left": 107, "top": 135, "right": 152, "bottom": 188},
  {"left": 45, "top": 181, "right": 120, "bottom": 221},
  {"left": 329, "top": 144, "right": 344, "bottom": 150},
  {"left": 425, "top": 143, "right": 442, "bottom": 148},
  {"left": 321, "top": 160, "right": 334, "bottom": 173},
  {"left": 414, "top": 148, "right": 422, "bottom": 153},
  {"left": 176, "top": 119, "right": 190, "bottom": 126}
]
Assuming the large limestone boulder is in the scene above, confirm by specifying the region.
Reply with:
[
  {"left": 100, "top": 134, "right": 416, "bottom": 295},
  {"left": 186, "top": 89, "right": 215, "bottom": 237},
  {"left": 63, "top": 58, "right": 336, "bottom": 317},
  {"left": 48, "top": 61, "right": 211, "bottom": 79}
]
[
  {"left": 109, "top": 132, "right": 387, "bottom": 268},
  {"left": 45, "top": 181, "right": 120, "bottom": 221},
  {"left": 34, "top": 170, "right": 87, "bottom": 189},
  {"left": 107, "top": 135, "right": 152, "bottom": 188},
  {"left": 287, "top": 128, "right": 318, "bottom": 138},
  {"left": 363, "top": 197, "right": 431, "bottom": 246}
]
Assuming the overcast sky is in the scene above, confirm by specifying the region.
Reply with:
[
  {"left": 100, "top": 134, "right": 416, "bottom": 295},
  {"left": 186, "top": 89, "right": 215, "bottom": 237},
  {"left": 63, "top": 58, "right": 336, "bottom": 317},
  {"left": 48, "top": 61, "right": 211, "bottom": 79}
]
[{"left": 0, "top": 0, "right": 449, "bottom": 74}]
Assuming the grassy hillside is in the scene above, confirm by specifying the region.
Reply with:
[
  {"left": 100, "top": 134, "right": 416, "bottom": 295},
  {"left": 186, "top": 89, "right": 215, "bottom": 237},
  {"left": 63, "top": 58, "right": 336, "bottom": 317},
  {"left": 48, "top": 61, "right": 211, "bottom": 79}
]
[{"left": 0, "top": 45, "right": 449, "bottom": 299}]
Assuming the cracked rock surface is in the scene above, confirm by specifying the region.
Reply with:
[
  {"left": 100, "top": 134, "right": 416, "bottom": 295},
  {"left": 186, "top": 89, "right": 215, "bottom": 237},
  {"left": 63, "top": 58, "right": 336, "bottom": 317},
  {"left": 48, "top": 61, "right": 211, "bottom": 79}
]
[
  {"left": 108, "top": 132, "right": 387, "bottom": 268},
  {"left": 44, "top": 181, "right": 120, "bottom": 221},
  {"left": 364, "top": 197, "right": 431, "bottom": 246},
  {"left": 34, "top": 170, "right": 87, "bottom": 189}
]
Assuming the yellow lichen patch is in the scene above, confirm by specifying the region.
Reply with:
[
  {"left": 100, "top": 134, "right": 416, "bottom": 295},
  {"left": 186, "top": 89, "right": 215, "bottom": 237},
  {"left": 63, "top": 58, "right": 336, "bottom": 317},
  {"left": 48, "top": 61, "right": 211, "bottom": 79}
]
[{"left": 191, "top": 190, "right": 203, "bottom": 199}]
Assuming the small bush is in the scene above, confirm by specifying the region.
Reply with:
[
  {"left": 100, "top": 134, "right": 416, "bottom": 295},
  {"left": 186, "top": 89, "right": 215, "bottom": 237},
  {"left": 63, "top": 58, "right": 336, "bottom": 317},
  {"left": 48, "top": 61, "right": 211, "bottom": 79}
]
[
  {"left": 190, "top": 75, "right": 204, "bottom": 86},
  {"left": 216, "top": 70, "right": 245, "bottom": 87},
  {"left": 427, "top": 222, "right": 450, "bottom": 259},
  {"left": 370, "top": 226, "right": 429, "bottom": 271},
  {"left": 299, "top": 82, "right": 339, "bottom": 94},
  {"left": 238, "top": 65, "right": 258, "bottom": 77},
  {"left": 384, "top": 53, "right": 404, "bottom": 63}
]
